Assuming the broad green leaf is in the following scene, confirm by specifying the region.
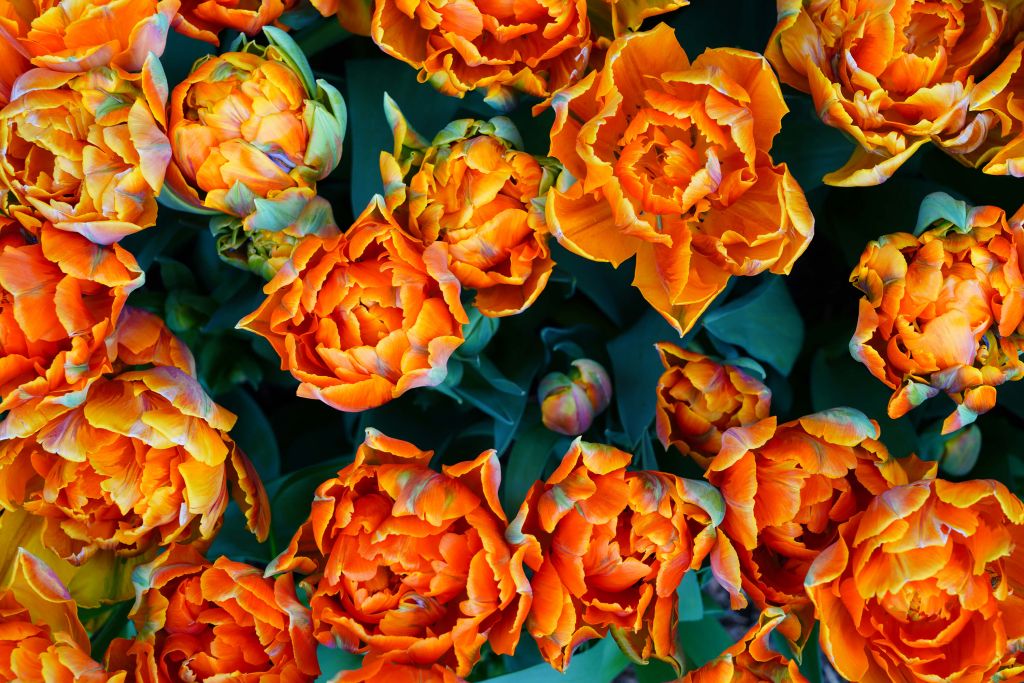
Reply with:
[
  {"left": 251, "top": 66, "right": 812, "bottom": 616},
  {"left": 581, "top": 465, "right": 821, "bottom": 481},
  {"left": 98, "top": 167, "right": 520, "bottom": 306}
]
[
  {"left": 607, "top": 309, "right": 675, "bottom": 446},
  {"left": 315, "top": 645, "right": 362, "bottom": 682},
  {"left": 218, "top": 388, "right": 281, "bottom": 480},
  {"left": 703, "top": 276, "right": 803, "bottom": 376},
  {"left": 677, "top": 571, "right": 703, "bottom": 622},
  {"left": 501, "top": 419, "right": 566, "bottom": 513},
  {"left": 459, "top": 308, "right": 501, "bottom": 358},
  {"left": 678, "top": 615, "right": 734, "bottom": 669}
]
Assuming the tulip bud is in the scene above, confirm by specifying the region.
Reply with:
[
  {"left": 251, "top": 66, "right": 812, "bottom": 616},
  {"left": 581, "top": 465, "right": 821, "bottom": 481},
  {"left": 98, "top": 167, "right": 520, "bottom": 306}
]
[{"left": 539, "top": 359, "right": 612, "bottom": 436}]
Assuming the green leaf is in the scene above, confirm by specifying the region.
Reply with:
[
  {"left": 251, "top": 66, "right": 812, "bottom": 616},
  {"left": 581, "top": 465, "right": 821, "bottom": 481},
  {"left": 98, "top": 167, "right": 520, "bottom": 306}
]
[
  {"left": 85, "top": 600, "right": 134, "bottom": 661},
  {"left": 501, "top": 420, "right": 566, "bottom": 513},
  {"left": 459, "top": 308, "right": 501, "bottom": 358},
  {"left": 915, "top": 191, "right": 970, "bottom": 235},
  {"left": 678, "top": 616, "right": 733, "bottom": 669},
  {"left": 606, "top": 309, "right": 675, "bottom": 446},
  {"left": 315, "top": 645, "right": 362, "bottom": 682},
  {"left": 218, "top": 389, "right": 281, "bottom": 480},
  {"left": 703, "top": 276, "right": 803, "bottom": 376},
  {"left": 677, "top": 571, "right": 703, "bottom": 622},
  {"left": 797, "top": 624, "right": 823, "bottom": 683},
  {"left": 268, "top": 458, "right": 351, "bottom": 555},
  {"left": 486, "top": 636, "right": 629, "bottom": 683}
]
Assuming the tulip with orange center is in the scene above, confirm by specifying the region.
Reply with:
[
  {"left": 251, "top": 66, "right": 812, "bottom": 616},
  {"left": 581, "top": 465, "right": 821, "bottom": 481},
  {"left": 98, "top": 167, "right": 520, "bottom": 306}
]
[
  {"left": 382, "top": 100, "right": 556, "bottom": 317},
  {"left": 655, "top": 344, "right": 772, "bottom": 468},
  {"left": 105, "top": 544, "right": 319, "bottom": 682},
  {"left": 766, "top": 0, "right": 1024, "bottom": 186},
  {"left": 850, "top": 202, "right": 1024, "bottom": 434},
  {"left": 166, "top": 29, "right": 345, "bottom": 277},
  {"left": 238, "top": 197, "right": 467, "bottom": 412},
  {"left": 510, "top": 439, "right": 742, "bottom": 672},
  {"left": 675, "top": 608, "right": 808, "bottom": 683},
  {"left": 0, "top": 549, "right": 124, "bottom": 682},
  {"left": 805, "top": 478, "right": 1024, "bottom": 682},
  {"left": 0, "top": 0, "right": 178, "bottom": 72},
  {"left": 0, "top": 309, "right": 269, "bottom": 567},
  {"left": 370, "top": 0, "right": 591, "bottom": 109},
  {"left": 705, "top": 408, "right": 931, "bottom": 620},
  {"left": 265, "top": 430, "right": 532, "bottom": 678},
  {"left": 0, "top": 215, "right": 142, "bottom": 414},
  {"left": 0, "top": 58, "right": 171, "bottom": 245},
  {"left": 544, "top": 23, "right": 813, "bottom": 335},
  {"left": 173, "top": 0, "right": 299, "bottom": 44}
]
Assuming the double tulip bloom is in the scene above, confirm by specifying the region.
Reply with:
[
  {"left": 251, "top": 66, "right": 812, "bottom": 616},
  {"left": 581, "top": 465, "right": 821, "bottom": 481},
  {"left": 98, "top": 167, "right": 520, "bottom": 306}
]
[
  {"left": 654, "top": 344, "right": 772, "bottom": 467},
  {"left": 166, "top": 29, "right": 346, "bottom": 279},
  {"left": 850, "top": 203, "right": 1024, "bottom": 433},
  {"left": 545, "top": 24, "right": 813, "bottom": 335},
  {"left": 509, "top": 440, "right": 742, "bottom": 671},
  {"left": 806, "top": 479, "right": 1024, "bottom": 682},
  {"left": 106, "top": 544, "right": 319, "bottom": 681},
  {"left": 382, "top": 102, "right": 557, "bottom": 317},
  {"left": 0, "top": 310, "right": 268, "bottom": 574},
  {"left": 767, "top": 0, "right": 1024, "bottom": 185},
  {"left": 266, "top": 430, "right": 532, "bottom": 679}
]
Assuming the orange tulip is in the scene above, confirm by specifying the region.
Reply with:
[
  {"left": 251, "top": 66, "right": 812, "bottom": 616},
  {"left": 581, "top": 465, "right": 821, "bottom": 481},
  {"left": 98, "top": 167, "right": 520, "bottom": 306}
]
[
  {"left": 510, "top": 439, "right": 742, "bottom": 671},
  {"left": 265, "top": 430, "right": 531, "bottom": 678},
  {"left": 705, "top": 408, "right": 927, "bottom": 616},
  {"left": 0, "top": 0, "right": 178, "bottom": 72},
  {"left": 308, "top": 0, "right": 372, "bottom": 36},
  {"left": 766, "top": 0, "right": 1024, "bottom": 186},
  {"left": 370, "top": 0, "right": 591, "bottom": 108},
  {"left": 238, "top": 198, "right": 468, "bottom": 412},
  {"left": 967, "top": 42, "right": 1024, "bottom": 176},
  {"left": 545, "top": 23, "right": 812, "bottom": 335},
  {"left": 0, "top": 59, "right": 170, "bottom": 245},
  {"left": 0, "top": 30, "right": 28, "bottom": 105},
  {"left": 805, "top": 479, "right": 1024, "bottom": 682},
  {"left": 655, "top": 344, "right": 772, "bottom": 468},
  {"left": 166, "top": 33, "right": 345, "bottom": 277},
  {"left": 0, "top": 217, "right": 142, "bottom": 414},
  {"left": 105, "top": 544, "right": 319, "bottom": 682},
  {"left": 589, "top": 0, "right": 690, "bottom": 38},
  {"left": 335, "top": 656, "right": 466, "bottom": 683},
  {"left": 173, "top": 0, "right": 298, "bottom": 44},
  {"left": 850, "top": 203, "right": 1024, "bottom": 433},
  {"left": 382, "top": 100, "right": 556, "bottom": 317},
  {"left": 675, "top": 608, "right": 808, "bottom": 683},
  {"left": 0, "top": 549, "right": 124, "bottom": 682},
  {"left": 0, "top": 310, "right": 269, "bottom": 566}
]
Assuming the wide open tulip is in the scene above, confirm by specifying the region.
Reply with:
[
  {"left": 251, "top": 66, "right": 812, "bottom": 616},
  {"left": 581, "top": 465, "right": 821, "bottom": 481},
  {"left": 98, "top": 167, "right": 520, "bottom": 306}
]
[
  {"left": 238, "top": 197, "right": 468, "bottom": 412},
  {"left": 166, "top": 30, "right": 345, "bottom": 276},
  {"left": 0, "top": 59, "right": 171, "bottom": 245},
  {"left": 371, "top": 0, "right": 591, "bottom": 108},
  {"left": 265, "top": 430, "right": 532, "bottom": 678},
  {"left": 0, "top": 549, "right": 124, "bottom": 682},
  {"left": 766, "top": 0, "right": 1024, "bottom": 186},
  {"left": 545, "top": 23, "right": 812, "bottom": 335},
  {"left": 510, "top": 439, "right": 742, "bottom": 671},
  {"left": 705, "top": 408, "right": 927, "bottom": 618},
  {"left": 0, "top": 0, "right": 178, "bottom": 72},
  {"left": 0, "top": 312, "right": 269, "bottom": 566},
  {"left": 0, "top": 217, "right": 142, "bottom": 413},
  {"left": 805, "top": 479, "right": 1024, "bottom": 683},
  {"left": 655, "top": 344, "right": 772, "bottom": 468},
  {"left": 173, "top": 0, "right": 299, "bottom": 44},
  {"left": 105, "top": 544, "right": 319, "bottom": 682},
  {"left": 675, "top": 608, "right": 808, "bottom": 683},
  {"left": 382, "top": 100, "right": 556, "bottom": 317},
  {"left": 850, "top": 203, "right": 1024, "bottom": 433}
]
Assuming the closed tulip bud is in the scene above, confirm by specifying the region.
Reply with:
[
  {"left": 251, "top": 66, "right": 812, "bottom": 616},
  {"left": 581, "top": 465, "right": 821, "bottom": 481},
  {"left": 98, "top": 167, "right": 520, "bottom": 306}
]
[{"left": 538, "top": 359, "right": 612, "bottom": 436}]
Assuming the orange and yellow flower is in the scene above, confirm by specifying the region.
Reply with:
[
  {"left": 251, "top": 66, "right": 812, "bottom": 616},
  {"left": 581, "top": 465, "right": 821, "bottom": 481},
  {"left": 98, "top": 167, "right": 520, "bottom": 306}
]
[
  {"left": 165, "top": 33, "right": 345, "bottom": 276},
  {"left": 0, "top": 310, "right": 269, "bottom": 566},
  {"left": 705, "top": 408, "right": 920, "bottom": 616},
  {"left": 0, "top": 27, "right": 29, "bottom": 105},
  {"left": 0, "top": 549, "right": 124, "bottom": 682},
  {"left": 335, "top": 657, "right": 466, "bottom": 683},
  {"left": 850, "top": 203, "right": 1024, "bottom": 433},
  {"left": 173, "top": 0, "right": 298, "bottom": 44},
  {"left": 382, "top": 101, "right": 556, "bottom": 317},
  {"left": 655, "top": 344, "right": 772, "bottom": 468},
  {"left": 967, "top": 42, "right": 1024, "bottom": 176},
  {"left": 675, "top": 608, "right": 807, "bottom": 683},
  {"left": 238, "top": 198, "right": 467, "bottom": 412},
  {"left": 370, "top": 0, "right": 591, "bottom": 108},
  {"left": 510, "top": 439, "right": 742, "bottom": 671},
  {"left": 0, "top": 59, "right": 170, "bottom": 245},
  {"left": 265, "top": 430, "right": 531, "bottom": 678},
  {"left": 805, "top": 478, "right": 1024, "bottom": 682},
  {"left": 105, "top": 544, "right": 319, "bottom": 682},
  {"left": 0, "top": 217, "right": 142, "bottom": 414},
  {"left": 545, "top": 23, "right": 812, "bottom": 335},
  {"left": 589, "top": 0, "right": 691, "bottom": 39},
  {"left": 0, "top": 0, "right": 178, "bottom": 72},
  {"left": 766, "top": 0, "right": 1024, "bottom": 186}
]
